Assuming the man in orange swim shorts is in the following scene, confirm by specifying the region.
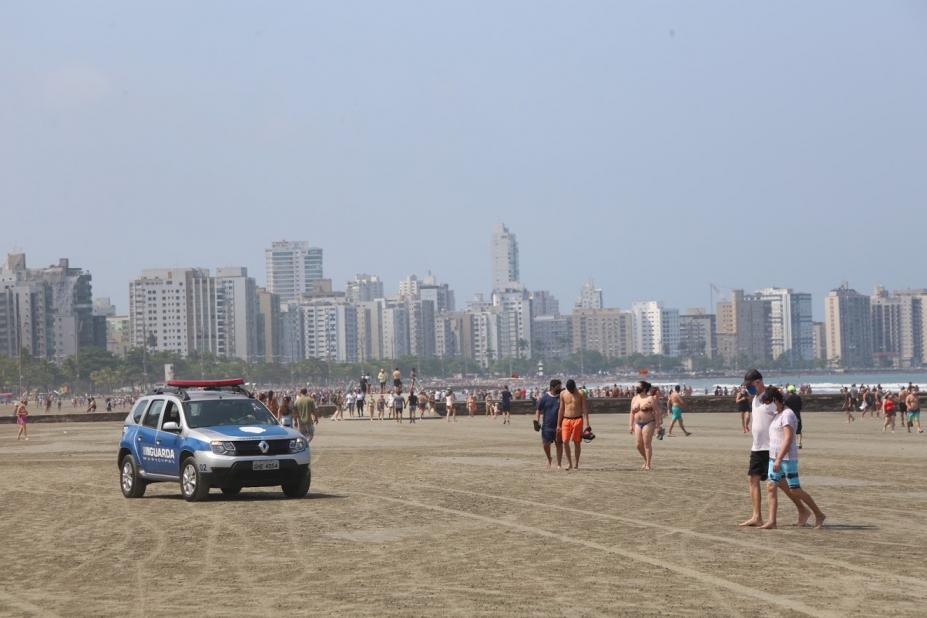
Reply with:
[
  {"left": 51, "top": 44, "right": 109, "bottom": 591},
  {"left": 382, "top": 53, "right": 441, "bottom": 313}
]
[{"left": 557, "top": 379, "right": 590, "bottom": 470}]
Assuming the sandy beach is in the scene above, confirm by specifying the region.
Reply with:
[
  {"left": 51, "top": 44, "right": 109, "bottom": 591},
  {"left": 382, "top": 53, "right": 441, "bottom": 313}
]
[{"left": 1, "top": 412, "right": 925, "bottom": 616}]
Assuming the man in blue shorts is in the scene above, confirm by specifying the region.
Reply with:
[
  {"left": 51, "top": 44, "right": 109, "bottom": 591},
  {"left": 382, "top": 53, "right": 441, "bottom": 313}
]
[{"left": 534, "top": 379, "right": 563, "bottom": 469}]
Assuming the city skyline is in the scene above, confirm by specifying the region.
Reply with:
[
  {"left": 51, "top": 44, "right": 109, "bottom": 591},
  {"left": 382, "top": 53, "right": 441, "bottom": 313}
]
[{"left": 7, "top": 222, "right": 927, "bottom": 370}]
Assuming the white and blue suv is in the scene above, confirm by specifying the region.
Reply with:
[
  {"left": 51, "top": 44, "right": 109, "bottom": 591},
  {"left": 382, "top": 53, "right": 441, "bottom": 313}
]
[{"left": 117, "top": 379, "right": 310, "bottom": 501}]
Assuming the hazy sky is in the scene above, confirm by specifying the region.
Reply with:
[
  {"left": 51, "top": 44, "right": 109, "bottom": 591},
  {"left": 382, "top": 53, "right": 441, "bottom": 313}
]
[{"left": 3, "top": 1, "right": 926, "bottom": 319}]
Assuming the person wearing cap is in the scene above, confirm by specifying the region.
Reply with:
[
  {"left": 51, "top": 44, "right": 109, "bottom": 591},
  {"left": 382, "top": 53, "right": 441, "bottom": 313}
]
[
  {"left": 783, "top": 385, "right": 804, "bottom": 449},
  {"left": 739, "top": 369, "right": 809, "bottom": 527}
]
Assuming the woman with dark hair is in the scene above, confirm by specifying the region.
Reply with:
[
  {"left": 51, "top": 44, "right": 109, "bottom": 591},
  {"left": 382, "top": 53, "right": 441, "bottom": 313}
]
[
  {"left": 557, "top": 379, "right": 590, "bottom": 470},
  {"left": 629, "top": 381, "right": 660, "bottom": 470}
]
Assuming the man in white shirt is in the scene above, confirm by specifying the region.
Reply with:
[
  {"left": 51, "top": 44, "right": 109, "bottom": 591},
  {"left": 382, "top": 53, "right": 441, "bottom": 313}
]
[{"left": 739, "top": 369, "right": 808, "bottom": 527}]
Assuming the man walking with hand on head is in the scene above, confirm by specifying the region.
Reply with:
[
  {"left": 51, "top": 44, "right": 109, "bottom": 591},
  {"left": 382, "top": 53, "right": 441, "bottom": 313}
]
[{"left": 739, "top": 369, "right": 808, "bottom": 527}]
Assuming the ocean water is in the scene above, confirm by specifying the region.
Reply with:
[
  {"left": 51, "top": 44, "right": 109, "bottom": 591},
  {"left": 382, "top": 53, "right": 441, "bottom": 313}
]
[{"left": 590, "top": 372, "right": 927, "bottom": 395}]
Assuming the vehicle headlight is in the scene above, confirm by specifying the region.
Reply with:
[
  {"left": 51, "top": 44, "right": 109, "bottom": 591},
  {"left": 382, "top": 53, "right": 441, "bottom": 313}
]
[
  {"left": 210, "top": 441, "right": 236, "bottom": 455},
  {"left": 289, "top": 438, "right": 307, "bottom": 453}
]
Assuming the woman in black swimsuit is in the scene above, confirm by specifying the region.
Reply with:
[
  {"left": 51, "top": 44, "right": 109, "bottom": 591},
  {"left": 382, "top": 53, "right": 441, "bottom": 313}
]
[
  {"left": 629, "top": 380, "right": 660, "bottom": 470},
  {"left": 736, "top": 387, "right": 752, "bottom": 433}
]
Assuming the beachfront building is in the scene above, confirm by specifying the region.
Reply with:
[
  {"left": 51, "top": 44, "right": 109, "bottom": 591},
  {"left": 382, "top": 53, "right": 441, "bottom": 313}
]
[
  {"left": 811, "top": 321, "right": 826, "bottom": 361},
  {"left": 530, "top": 290, "right": 560, "bottom": 318},
  {"left": 631, "top": 301, "right": 680, "bottom": 357},
  {"left": 492, "top": 288, "right": 533, "bottom": 359},
  {"left": 345, "top": 273, "right": 384, "bottom": 304},
  {"left": 264, "top": 240, "right": 323, "bottom": 302},
  {"left": 716, "top": 289, "right": 771, "bottom": 367},
  {"left": 256, "top": 287, "right": 282, "bottom": 364},
  {"left": 0, "top": 254, "right": 102, "bottom": 361},
  {"left": 575, "top": 280, "right": 604, "bottom": 310},
  {"left": 299, "top": 299, "right": 358, "bottom": 364},
  {"left": 870, "top": 287, "right": 926, "bottom": 367},
  {"left": 532, "top": 315, "right": 572, "bottom": 360},
  {"left": 490, "top": 223, "right": 520, "bottom": 292},
  {"left": 824, "top": 284, "right": 873, "bottom": 368},
  {"left": 679, "top": 309, "right": 717, "bottom": 360},
  {"left": 754, "top": 288, "right": 814, "bottom": 363},
  {"left": 570, "top": 308, "right": 633, "bottom": 359},
  {"left": 129, "top": 267, "right": 259, "bottom": 361}
]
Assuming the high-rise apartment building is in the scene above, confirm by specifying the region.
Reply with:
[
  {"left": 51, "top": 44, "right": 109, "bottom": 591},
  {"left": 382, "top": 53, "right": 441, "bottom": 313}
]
[
  {"left": 492, "top": 288, "right": 532, "bottom": 359},
  {"left": 0, "top": 254, "right": 101, "bottom": 360},
  {"left": 264, "top": 241, "right": 323, "bottom": 302},
  {"left": 490, "top": 224, "right": 520, "bottom": 292},
  {"left": 824, "top": 284, "right": 872, "bottom": 368},
  {"left": 129, "top": 267, "right": 258, "bottom": 360},
  {"left": 811, "top": 321, "right": 826, "bottom": 361},
  {"left": 575, "top": 280, "right": 604, "bottom": 310},
  {"left": 631, "top": 301, "right": 680, "bottom": 357},
  {"left": 755, "top": 288, "right": 813, "bottom": 362},
  {"left": 679, "top": 309, "right": 717, "bottom": 360},
  {"left": 715, "top": 290, "right": 771, "bottom": 366},
  {"left": 530, "top": 290, "right": 560, "bottom": 318},
  {"left": 255, "top": 287, "right": 282, "bottom": 363},
  {"left": 299, "top": 299, "right": 357, "bottom": 363},
  {"left": 570, "top": 308, "right": 633, "bottom": 359},
  {"left": 345, "top": 274, "right": 384, "bottom": 304},
  {"left": 532, "top": 315, "right": 572, "bottom": 359}
]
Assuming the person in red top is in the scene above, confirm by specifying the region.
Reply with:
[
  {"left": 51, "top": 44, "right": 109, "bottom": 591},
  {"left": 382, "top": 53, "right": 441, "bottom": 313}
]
[{"left": 881, "top": 392, "right": 897, "bottom": 433}]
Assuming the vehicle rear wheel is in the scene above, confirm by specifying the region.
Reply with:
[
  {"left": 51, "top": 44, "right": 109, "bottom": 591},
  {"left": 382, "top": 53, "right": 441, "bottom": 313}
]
[
  {"left": 120, "top": 454, "right": 147, "bottom": 498},
  {"left": 180, "top": 457, "right": 210, "bottom": 502},
  {"left": 220, "top": 487, "right": 241, "bottom": 496},
  {"left": 282, "top": 468, "right": 310, "bottom": 499}
]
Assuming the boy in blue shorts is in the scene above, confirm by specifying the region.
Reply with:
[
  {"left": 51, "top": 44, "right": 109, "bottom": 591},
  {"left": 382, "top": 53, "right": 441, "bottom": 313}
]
[
  {"left": 534, "top": 380, "right": 564, "bottom": 469},
  {"left": 759, "top": 387, "right": 826, "bottom": 530}
]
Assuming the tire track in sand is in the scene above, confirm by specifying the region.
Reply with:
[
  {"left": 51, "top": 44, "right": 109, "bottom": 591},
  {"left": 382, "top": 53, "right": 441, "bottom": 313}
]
[
  {"left": 413, "top": 484, "right": 927, "bottom": 596},
  {"left": 355, "top": 490, "right": 838, "bottom": 618}
]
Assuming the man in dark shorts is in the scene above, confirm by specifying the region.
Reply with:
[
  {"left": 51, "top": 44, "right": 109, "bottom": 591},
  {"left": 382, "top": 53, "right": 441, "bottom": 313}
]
[
  {"left": 736, "top": 387, "right": 752, "bottom": 433},
  {"left": 500, "top": 385, "right": 513, "bottom": 425},
  {"left": 534, "top": 380, "right": 563, "bottom": 469},
  {"left": 784, "top": 385, "right": 803, "bottom": 449},
  {"left": 740, "top": 369, "right": 808, "bottom": 527}
]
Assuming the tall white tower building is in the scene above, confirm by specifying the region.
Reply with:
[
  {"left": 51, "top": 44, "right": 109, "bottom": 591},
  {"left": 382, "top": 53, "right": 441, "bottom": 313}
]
[
  {"left": 265, "top": 240, "right": 323, "bottom": 302},
  {"left": 491, "top": 224, "right": 520, "bottom": 292}
]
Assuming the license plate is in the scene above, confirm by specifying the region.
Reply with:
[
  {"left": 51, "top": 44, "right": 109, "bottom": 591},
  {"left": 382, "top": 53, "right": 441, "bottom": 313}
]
[{"left": 252, "top": 460, "right": 279, "bottom": 471}]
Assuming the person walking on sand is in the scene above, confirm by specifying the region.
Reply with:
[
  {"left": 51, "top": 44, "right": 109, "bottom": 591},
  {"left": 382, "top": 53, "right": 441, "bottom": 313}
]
[
  {"left": 759, "top": 387, "right": 826, "bottom": 530},
  {"left": 881, "top": 391, "right": 897, "bottom": 433},
  {"left": 466, "top": 393, "right": 477, "bottom": 418},
  {"left": 739, "top": 369, "right": 809, "bottom": 528},
  {"left": 535, "top": 380, "right": 564, "bottom": 469},
  {"left": 736, "top": 387, "right": 752, "bottom": 433},
  {"left": 906, "top": 388, "right": 923, "bottom": 433},
  {"left": 784, "top": 385, "right": 804, "bottom": 449},
  {"left": 15, "top": 398, "right": 28, "bottom": 440},
  {"left": 378, "top": 368, "right": 387, "bottom": 393},
  {"left": 408, "top": 389, "right": 418, "bottom": 424},
  {"left": 499, "top": 385, "right": 513, "bottom": 425},
  {"left": 667, "top": 385, "right": 692, "bottom": 437},
  {"left": 445, "top": 389, "right": 456, "bottom": 422},
  {"left": 294, "top": 389, "right": 318, "bottom": 442},
  {"left": 629, "top": 380, "right": 660, "bottom": 471},
  {"left": 557, "top": 379, "right": 590, "bottom": 470},
  {"left": 392, "top": 388, "right": 405, "bottom": 423}
]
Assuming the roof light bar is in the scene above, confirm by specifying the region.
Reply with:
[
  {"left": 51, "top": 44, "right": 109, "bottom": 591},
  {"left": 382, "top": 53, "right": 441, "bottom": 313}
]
[{"left": 166, "top": 378, "right": 245, "bottom": 388}]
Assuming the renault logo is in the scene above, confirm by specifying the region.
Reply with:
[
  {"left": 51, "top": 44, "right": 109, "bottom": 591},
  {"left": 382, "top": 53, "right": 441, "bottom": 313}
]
[{"left": 258, "top": 440, "right": 269, "bottom": 454}]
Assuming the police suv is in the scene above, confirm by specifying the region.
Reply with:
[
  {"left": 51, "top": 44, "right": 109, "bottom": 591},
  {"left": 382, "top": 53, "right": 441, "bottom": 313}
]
[{"left": 117, "top": 379, "right": 310, "bottom": 501}]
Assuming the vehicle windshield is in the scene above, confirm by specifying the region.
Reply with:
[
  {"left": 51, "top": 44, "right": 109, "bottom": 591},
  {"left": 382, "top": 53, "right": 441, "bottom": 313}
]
[{"left": 183, "top": 398, "right": 278, "bottom": 429}]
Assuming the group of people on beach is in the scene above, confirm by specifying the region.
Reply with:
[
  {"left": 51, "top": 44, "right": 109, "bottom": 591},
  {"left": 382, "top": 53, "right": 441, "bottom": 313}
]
[{"left": 839, "top": 383, "right": 923, "bottom": 433}]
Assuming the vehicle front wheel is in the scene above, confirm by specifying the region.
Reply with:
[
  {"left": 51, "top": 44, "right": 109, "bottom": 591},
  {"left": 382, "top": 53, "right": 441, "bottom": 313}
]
[
  {"left": 120, "top": 454, "right": 147, "bottom": 498},
  {"left": 180, "top": 457, "right": 210, "bottom": 502},
  {"left": 282, "top": 468, "right": 310, "bottom": 499}
]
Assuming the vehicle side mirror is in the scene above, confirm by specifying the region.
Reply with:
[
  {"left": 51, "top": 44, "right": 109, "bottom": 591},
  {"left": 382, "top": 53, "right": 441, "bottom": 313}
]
[{"left": 162, "top": 421, "right": 180, "bottom": 432}]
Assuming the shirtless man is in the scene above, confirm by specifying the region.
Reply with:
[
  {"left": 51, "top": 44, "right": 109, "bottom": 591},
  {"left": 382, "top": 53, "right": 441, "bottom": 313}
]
[
  {"left": 905, "top": 388, "right": 923, "bottom": 433},
  {"left": 629, "top": 380, "right": 660, "bottom": 470},
  {"left": 557, "top": 379, "right": 590, "bottom": 470},
  {"left": 667, "top": 385, "right": 692, "bottom": 437}
]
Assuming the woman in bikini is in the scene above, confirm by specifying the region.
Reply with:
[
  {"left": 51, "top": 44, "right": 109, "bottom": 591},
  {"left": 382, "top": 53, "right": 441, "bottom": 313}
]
[{"left": 629, "top": 380, "right": 660, "bottom": 470}]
